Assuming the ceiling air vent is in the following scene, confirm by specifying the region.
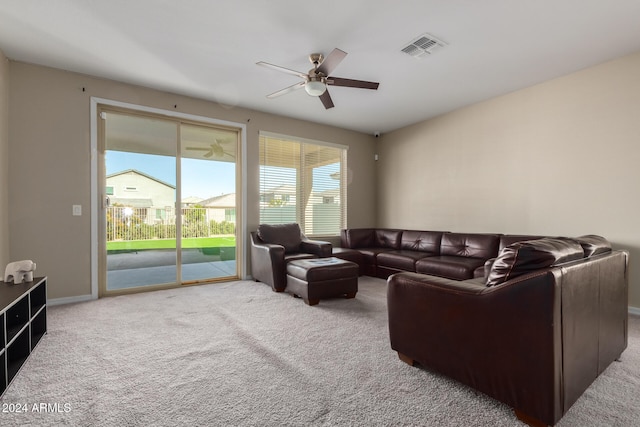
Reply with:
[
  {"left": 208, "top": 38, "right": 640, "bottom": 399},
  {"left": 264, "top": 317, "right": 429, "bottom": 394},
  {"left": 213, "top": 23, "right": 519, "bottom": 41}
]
[{"left": 401, "top": 33, "right": 447, "bottom": 58}]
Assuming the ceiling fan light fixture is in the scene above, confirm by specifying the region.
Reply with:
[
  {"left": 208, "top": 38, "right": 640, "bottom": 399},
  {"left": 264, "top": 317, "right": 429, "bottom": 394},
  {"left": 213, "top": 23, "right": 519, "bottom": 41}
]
[
  {"left": 305, "top": 79, "right": 326, "bottom": 96},
  {"left": 258, "top": 48, "right": 379, "bottom": 108}
]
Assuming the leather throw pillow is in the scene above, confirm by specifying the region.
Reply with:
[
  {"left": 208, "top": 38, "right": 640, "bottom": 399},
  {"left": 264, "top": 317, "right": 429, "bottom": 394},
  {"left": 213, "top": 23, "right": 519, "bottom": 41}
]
[{"left": 486, "top": 237, "right": 585, "bottom": 286}]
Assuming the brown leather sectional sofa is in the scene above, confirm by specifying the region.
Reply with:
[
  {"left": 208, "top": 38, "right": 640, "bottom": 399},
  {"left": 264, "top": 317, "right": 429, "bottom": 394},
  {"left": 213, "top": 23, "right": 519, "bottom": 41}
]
[
  {"left": 339, "top": 228, "right": 550, "bottom": 279},
  {"left": 340, "top": 228, "right": 629, "bottom": 426}
]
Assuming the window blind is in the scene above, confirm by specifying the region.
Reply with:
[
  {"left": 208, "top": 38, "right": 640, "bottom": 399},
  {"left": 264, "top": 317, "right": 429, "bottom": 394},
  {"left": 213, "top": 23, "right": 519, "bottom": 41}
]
[{"left": 259, "top": 133, "right": 347, "bottom": 237}]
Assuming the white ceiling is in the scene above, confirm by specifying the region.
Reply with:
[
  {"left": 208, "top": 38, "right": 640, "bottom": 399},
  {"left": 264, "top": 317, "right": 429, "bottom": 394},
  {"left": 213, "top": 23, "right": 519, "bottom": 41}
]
[{"left": 2, "top": 0, "right": 640, "bottom": 135}]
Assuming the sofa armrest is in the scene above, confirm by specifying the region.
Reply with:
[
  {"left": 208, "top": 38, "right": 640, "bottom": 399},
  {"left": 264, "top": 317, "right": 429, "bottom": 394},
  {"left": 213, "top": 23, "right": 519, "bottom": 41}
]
[
  {"left": 250, "top": 232, "right": 286, "bottom": 291},
  {"left": 387, "top": 270, "right": 563, "bottom": 425},
  {"left": 300, "top": 238, "right": 332, "bottom": 257}
]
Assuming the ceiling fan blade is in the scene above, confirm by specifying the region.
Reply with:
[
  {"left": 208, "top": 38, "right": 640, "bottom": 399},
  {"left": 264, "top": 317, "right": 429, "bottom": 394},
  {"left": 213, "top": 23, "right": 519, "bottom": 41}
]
[
  {"left": 256, "top": 61, "right": 307, "bottom": 79},
  {"left": 186, "top": 147, "right": 209, "bottom": 151},
  {"left": 266, "top": 81, "right": 306, "bottom": 98},
  {"left": 328, "top": 77, "right": 379, "bottom": 90},
  {"left": 316, "top": 48, "right": 347, "bottom": 76},
  {"left": 319, "top": 89, "right": 334, "bottom": 109}
]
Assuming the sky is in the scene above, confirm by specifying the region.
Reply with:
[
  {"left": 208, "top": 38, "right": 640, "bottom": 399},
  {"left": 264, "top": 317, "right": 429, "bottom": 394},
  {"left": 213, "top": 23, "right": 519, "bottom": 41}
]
[
  {"left": 106, "top": 151, "right": 236, "bottom": 200},
  {"left": 106, "top": 150, "right": 341, "bottom": 201}
]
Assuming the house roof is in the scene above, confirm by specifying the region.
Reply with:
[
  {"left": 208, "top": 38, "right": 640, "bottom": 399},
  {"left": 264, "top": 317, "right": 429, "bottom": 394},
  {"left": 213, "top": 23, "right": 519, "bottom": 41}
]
[
  {"left": 106, "top": 169, "right": 176, "bottom": 189},
  {"left": 182, "top": 196, "right": 204, "bottom": 205},
  {"left": 2, "top": 2, "right": 640, "bottom": 134},
  {"left": 200, "top": 193, "right": 236, "bottom": 208}
]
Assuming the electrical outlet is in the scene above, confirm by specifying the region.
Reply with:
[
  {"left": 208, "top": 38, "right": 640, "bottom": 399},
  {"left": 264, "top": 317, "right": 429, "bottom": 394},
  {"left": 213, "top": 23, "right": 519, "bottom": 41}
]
[{"left": 72, "top": 205, "right": 82, "bottom": 216}]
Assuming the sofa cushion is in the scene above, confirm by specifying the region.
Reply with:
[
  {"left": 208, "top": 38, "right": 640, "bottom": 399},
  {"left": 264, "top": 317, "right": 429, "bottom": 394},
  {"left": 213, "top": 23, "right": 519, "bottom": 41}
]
[
  {"left": 341, "top": 228, "right": 375, "bottom": 248},
  {"left": 257, "top": 223, "right": 302, "bottom": 254},
  {"left": 574, "top": 235, "right": 611, "bottom": 257},
  {"left": 375, "top": 229, "right": 403, "bottom": 249},
  {"left": 400, "top": 230, "right": 443, "bottom": 253},
  {"left": 283, "top": 252, "right": 317, "bottom": 263},
  {"left": 486, "top": 237, "right": 585, "bottom": 286},
  {"left": 356, "top": 247, "right": 395, "bottom": 264},
  {"left": 377, "top": 250, "right": 436, "bottom": 272},
  {"left": 415, "top": 256, "right": 487, "bottom": 280},
  {"left": 440, "top": 233, "right": 500, "bottom": 259}
]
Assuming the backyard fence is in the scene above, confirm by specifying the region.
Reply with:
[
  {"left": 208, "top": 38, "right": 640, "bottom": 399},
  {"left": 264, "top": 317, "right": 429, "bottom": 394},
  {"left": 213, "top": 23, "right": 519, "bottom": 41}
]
[{"left": 107, "top": 206, "right": 235, "bottom": 241}]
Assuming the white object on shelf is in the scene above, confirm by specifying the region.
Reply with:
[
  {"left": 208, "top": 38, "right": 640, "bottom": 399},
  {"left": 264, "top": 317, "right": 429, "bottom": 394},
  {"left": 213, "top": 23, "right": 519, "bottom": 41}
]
[{"left": 4, "top": 260, "right": 37, "bottom": 283}]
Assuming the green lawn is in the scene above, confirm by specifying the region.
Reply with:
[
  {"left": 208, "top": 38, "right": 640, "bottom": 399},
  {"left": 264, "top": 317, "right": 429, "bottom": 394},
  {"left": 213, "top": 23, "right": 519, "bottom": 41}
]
[{"left": 107, "top": 236, "right": 236, "bottom": 251}]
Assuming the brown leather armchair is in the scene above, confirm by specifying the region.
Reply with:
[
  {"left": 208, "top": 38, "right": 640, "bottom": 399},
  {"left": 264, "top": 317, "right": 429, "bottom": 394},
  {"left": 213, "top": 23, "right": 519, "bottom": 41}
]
[{"left": 250, "top": 223, "right": 332, "bottom": 292}]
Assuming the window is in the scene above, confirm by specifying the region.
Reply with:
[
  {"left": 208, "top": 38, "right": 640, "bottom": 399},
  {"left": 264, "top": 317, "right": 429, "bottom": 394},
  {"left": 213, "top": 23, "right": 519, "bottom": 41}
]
[
  {"left": 259, "top": 132, "right": 347, "bottom": 237},
  {"left": 106, "top": 186, "right": 114, "bottom": 195},
  {"left": 260, "top": 193, "right": 273, "bottom": 203}
]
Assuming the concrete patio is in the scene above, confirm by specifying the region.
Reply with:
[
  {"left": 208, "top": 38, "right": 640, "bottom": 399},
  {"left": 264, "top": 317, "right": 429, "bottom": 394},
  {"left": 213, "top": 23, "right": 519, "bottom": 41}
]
[{"left": 107, "top": 249, "right": 237, "bottom": 290}]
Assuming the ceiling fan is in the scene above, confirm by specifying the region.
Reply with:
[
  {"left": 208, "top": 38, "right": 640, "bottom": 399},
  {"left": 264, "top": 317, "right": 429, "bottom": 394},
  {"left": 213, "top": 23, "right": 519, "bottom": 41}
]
[
  {"left": 185, "top": 140, "right": 235, "bottom": 160},
  {"left": 256, "top": 48, "right": 379, "bottom": 109}
]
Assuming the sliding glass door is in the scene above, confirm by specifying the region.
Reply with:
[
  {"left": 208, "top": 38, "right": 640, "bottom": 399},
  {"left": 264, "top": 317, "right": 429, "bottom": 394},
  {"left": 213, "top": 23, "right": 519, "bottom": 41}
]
[
  {"left": 180, "top": 123, "right": 238, "bottom": 282},
  {"left": 99, "top": 108, "right": 240, "bottom": 295}
]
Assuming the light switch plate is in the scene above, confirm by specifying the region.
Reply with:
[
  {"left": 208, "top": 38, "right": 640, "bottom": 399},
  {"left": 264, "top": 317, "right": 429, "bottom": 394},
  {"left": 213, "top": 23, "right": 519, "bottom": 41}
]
[{"left": 72, "top": 205, "right": 82, "bottom": 216}]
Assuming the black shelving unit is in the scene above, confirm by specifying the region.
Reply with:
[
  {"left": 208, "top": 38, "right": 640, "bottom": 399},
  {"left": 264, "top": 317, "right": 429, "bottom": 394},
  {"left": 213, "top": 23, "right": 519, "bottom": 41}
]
[{"left": 0, "top": 276, "right": 47, "bottom": 396}]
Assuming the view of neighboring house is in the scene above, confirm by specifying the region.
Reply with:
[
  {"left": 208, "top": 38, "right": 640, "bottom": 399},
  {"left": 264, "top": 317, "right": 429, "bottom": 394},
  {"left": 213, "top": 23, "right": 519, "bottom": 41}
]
[
  {"left": 106, "top": 169, "right": 236, "bottom": 228},
  {"left": 259, "top": 184, "right": 296, "bottom": 206},
  {"left": 200, "top": 193, "right": 236, "bottom": 223},
  {"left": 106, "top": 169, "right": 338, "bottom": 233},
  {"left": 106, "top": 169, "right": 176, "bottom": 224},
  {"left": 181, "top": 196, "right": 204, "bottom": 207},
  {"left": 259, "top": 184, "right": 341, "bottom": 234}
]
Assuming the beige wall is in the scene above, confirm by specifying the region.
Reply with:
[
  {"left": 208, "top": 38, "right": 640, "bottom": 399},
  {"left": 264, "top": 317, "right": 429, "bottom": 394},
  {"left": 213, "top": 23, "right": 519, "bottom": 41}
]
[
  {"left": 0, "top": 50, "right": 8, "bottom": 269},
  {"left": 14, "top": 50, "right": 639, "bottom": 306},
  {"left": 8, "top": 62, "right": 376, "bottom": 299},
  {"left": 378, "top": 51, "right": 640, "bottom": 308}
]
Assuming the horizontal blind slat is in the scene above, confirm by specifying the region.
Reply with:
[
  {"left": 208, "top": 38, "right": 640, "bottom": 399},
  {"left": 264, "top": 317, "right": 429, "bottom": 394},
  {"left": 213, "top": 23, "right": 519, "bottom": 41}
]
[{"left": 259, "top": 134, "right": 345, "bottom": 236}]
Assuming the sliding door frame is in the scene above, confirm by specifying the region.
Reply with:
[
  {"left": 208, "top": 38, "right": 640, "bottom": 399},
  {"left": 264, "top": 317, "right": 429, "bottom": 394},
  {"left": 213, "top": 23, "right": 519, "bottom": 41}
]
[{"left": 90, "top": 97, "right": 248, "bottom": 298}]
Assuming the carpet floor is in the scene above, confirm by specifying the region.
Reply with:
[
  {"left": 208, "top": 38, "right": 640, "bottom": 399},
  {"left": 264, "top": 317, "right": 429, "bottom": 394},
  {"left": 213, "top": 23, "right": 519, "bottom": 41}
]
[{"left": 1, "top": 277, "right": 639, "bottom": 426}]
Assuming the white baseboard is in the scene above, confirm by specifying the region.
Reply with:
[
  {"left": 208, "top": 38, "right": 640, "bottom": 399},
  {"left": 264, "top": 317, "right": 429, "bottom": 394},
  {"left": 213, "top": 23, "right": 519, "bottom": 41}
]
[
  {"left": 629, "top": 306, "right": 640, "bottom": 316},
  {"left": 48, "top": 294, "right": 96, "bottom": 306}
]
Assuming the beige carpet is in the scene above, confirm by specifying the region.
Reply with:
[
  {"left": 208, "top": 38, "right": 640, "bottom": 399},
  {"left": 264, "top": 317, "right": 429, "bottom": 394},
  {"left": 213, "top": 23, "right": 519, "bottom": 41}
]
[{"left": 2, "top": 277, "right": 640, "bottom": 426}]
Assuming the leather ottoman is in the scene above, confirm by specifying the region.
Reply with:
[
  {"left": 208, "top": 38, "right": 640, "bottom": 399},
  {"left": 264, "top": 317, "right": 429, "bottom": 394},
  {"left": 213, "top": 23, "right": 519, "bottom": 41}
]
[{"left": 286, "top": 257, "right": 358, "bottom": 305}]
